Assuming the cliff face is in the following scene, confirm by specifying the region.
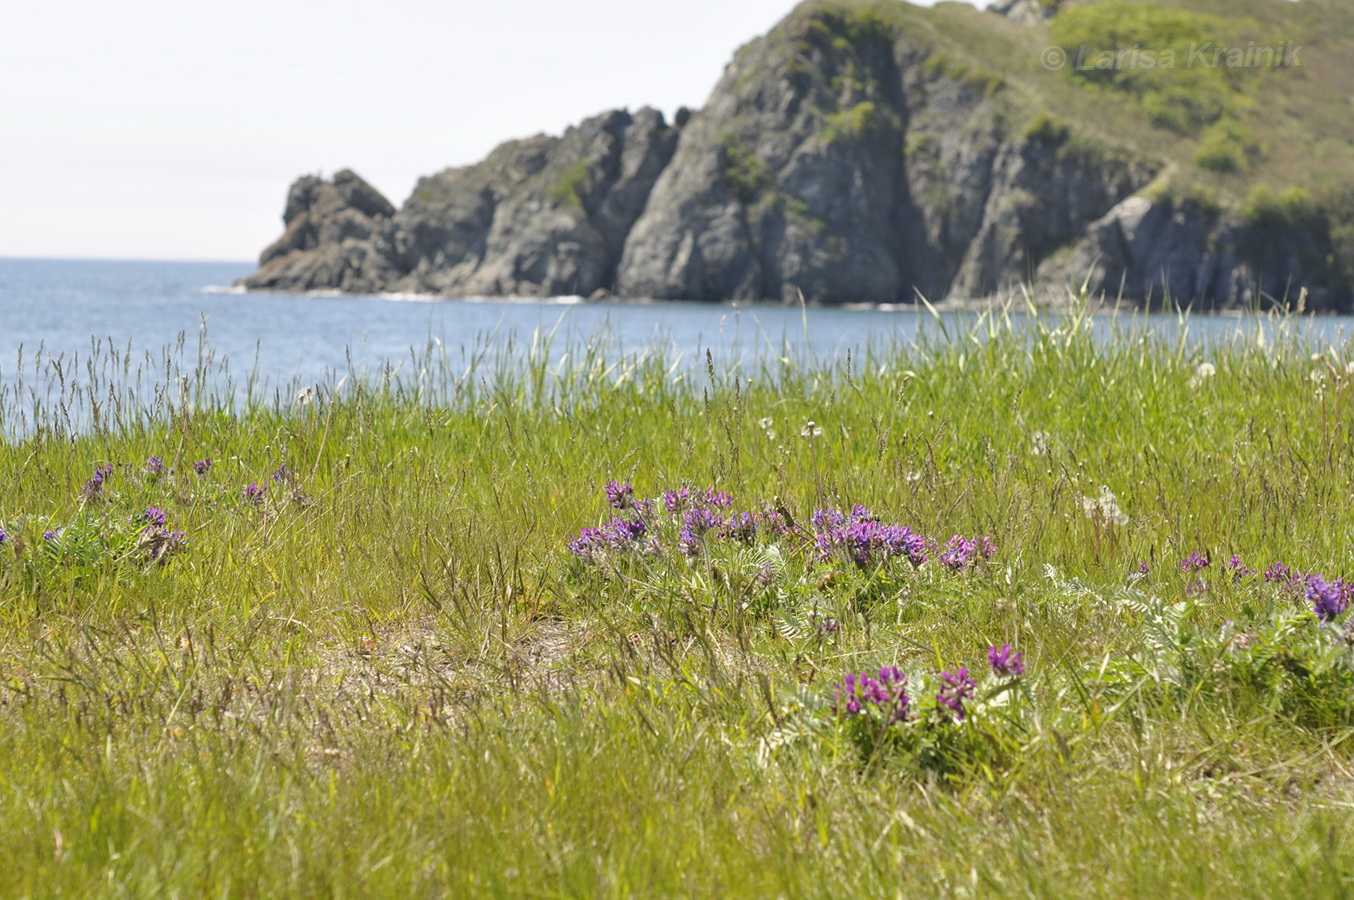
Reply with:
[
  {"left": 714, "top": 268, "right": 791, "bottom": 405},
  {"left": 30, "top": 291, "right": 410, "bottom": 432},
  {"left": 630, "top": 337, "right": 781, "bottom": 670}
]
[
  {"left": 239, "top": 0, "right": 1352, "bottom": 311},
  {"left": 246, "top": 109, "right": 678, "bottom": 298}
]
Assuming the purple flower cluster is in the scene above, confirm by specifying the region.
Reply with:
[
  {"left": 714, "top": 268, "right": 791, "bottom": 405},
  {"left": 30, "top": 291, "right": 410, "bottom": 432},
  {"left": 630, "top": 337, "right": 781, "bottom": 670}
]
[
  {"left": 243, "top": 482, "right": 268, "bottom": 506},
  {"left": 662, "top": 487, "right": 692, "bottom": 513},
  {"left": 662, "top": 486, "right": 733, "bottom": 513},
  {"left": 817, "top": 519, "right": 928, "bottom": 569},
  {"left": 271, "top": 464, "right": 294, "bottom": 485},
  {"left": 812, "top": 506, "right": 871, "bottom": 530},
  {"left": 812, "top": 506, "right": 927, "bottom": 569},
  {"left": 132, "top": 506, "right": 186, "bottom": 561},
  {"left": 704, "top": 489, "right": 734, "bottom": 509},
  {"left": 1181, "top": 552, "right": 1210, "bottom": 574},
  {"left": 141, "top": 525, "right": 188, "bottom": 562},
  {"left": 940, "top": 536, "right": 976, "bottom": 572},
  {"left": 987, "top": 644, "right": 1025, "bottom": 677},
  {"left": 604, "top": 481, "right": 635, "bottom": 510},
  {"left": 0, "top": 524, "right": 7, "bottom": 545},
  {"left": 1226, "top": 554, "right": 1257, "bottom": 582},
  {"left": 571, "top": 483, "right": 995, "bottom": 577},
  {"left": 724, "top": 511, "right": 759, "bottom": 545},
  {"left": 678, "top": 507, "right": 724, "bottom": 556},
  {"left": 568, "top": 516, "right": 649, "bottom": 562},
  {"left": 80, "top": 464, "right": 114, "bottom": 501},
  {"left": 1264, "top": 562, "right": 1294, "bottom": 584},
  {"left": 936, "top": 668, "right": 977, "bottom": 720},
  {"left": 574, "top": 482, "right": 772, "bottom": 562},
  {"left": 193, "top": 458, "right": 212, "bottom": 475},
  {"left": 939, "top": 535, "right": 997, "bottom": 573},
  {"left": 1254, "top": 561, "right": 1354, "bottom": 619},
  {"left": 1307, "top": 576, "right": 1351, "bottom": 623},
  {"left": 144, "top": 456, "right": 165, "bottom": 477},
  {"left": 832, "top": 667, "right": 909, "bottom": 723}
]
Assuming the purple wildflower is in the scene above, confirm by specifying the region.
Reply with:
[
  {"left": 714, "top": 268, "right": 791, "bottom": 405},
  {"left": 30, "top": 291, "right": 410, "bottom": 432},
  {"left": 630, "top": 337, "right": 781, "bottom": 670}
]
[
  {"left": 604, "top": 516, "right": 646, "bottom": 546},
  {"left": 271, "top": 464, "right": 294, "bottom": 485},
  {"left": 193, "top": 458, "right": 212, "bottom": 475},
  {"left": 936, "top": 669, "right": 977, "bottom": 720},
  {"left": 811, "top": 508, "right": 848, "bottom": 530},
  {"left": 1132, "top": 561, "right": 1151, "bottom": 577},
  {"left": 0, "top": 524, "right": 6, "bottom": 544},
  {"left": 141, "top": 525, "right": 187, "bottom": 562},
  {"left": 756, "top": 562, "right": 776, "bottom": 585},
  {"left": 1181, "top": 552, "right": 1209, "bottom": 574},
  {"left": 819, "top": 617, "right": 841, "bottom": 635},
  {"left": 849, "top": 504, "right": 874, "bottom": 522},
  {"left": 567, "top": 527, "right": 606, "bottom": 562},
  {"left": 140, "top": 507, "right": 168, "bottom": 528},
  {"left": 940, "top": 536, "right": 977, "bottom": 573},
  {"left": 723, "top": 511, "right": 759, "bottom": 544},
  {"left": 1264, "top": 562, "right": 1293, "bottom": 584},
  {"left": 144, "top": 456, "right": 165, "bottom": 477},
  {"left": 1226, "top": 554, "right": 1256, "bottom": 583},
  {"left": 678, "top": 507, "right": 724, "bottom": 556},
  {"left": 80, "top": 463, "right": 114, "bottom": 501},
  {"left": 662, "top": 487, "right": 692, "bottom": 513},
  {"left": 603, "top": 481, "right": 634, "bottom": 510},
  {"left": 980, "top": 537, "right": 998, "bottom": 560},
  {"left": 816, "top": 519, "right": 927, "bottom": 569},
  {"left": 879, "top": 524, "right": 928, "bottom": 566},
  {"left": 704, "top": 489, "right": 734, "bottom": 509},
  {"left": 568, "top": 516, "right": 648, "bottom": 562},
  {"left": 832, "top": 667, "right": 909, "bottom": 724},
  {"left": 243, "top": 482, "right": 268, "bottom": 506},
  {"left": 43, "top": 529, "right": 59, "bottom": 542},
  {"left": 759, "top": 508, "right": 791, "bottom": 537},
  {"left": 987, "top": 644, "right": 1025, "bottom": 677},
  {"left": 1308, "top": 576, "right": 1349, "bottom": 623}
]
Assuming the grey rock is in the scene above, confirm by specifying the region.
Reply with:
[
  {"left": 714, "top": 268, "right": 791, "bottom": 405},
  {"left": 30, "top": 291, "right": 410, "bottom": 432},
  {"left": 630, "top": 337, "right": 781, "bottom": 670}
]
[
  {"left": 988, "top": 0, "right": 1059, "bottom": 26},
  {"left": 245, "top": 169, "right": 400, "bottom": 294},
  {"left": 237, "top": 3, "right": 1348, "bottom": 311},
  {"left": 1064, "top": 195, "right": 1340, "bottom": 309}
]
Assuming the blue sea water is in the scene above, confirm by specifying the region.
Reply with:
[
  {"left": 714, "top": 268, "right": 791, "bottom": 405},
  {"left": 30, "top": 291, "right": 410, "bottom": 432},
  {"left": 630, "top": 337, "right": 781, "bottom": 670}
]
[{"left": 0, "top": 257, "right": 1350, "bottom": 406}]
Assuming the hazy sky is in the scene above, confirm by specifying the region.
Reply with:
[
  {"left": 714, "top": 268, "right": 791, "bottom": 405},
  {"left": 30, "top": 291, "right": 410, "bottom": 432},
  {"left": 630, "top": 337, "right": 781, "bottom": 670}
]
[{"left": 3, "top": 0, "right": 982, "bottom": 261}]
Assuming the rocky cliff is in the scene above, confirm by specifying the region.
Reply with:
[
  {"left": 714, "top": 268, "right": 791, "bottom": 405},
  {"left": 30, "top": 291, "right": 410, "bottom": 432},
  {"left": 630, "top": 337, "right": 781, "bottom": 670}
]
[{"left": 240, "top": 0, "right": 1354, "bottom": 311}]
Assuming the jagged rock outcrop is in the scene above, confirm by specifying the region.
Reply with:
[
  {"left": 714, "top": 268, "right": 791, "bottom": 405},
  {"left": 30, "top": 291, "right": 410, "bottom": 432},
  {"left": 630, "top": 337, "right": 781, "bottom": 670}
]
[
  {"left": 988, "top": 0, "right": 1059, "bottom": 27},
  {"left": 248, "top": 169, "right": 398, "bottom": 294},
  {"left": 238, "top": 0, "right": 1351, "bottom": 311},
  {"left": 1065, "top": 195, "right": 1343, "bottom": 308},
  {"left": 246, "top": 108, "right": 679, "bottom": 298}
]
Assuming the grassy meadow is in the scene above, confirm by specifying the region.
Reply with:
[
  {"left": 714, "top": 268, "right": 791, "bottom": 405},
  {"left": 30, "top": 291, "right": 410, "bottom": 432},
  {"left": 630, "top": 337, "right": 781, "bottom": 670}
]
[{"left": 2, "top": 307, "right": 1354, "bottom": 896}]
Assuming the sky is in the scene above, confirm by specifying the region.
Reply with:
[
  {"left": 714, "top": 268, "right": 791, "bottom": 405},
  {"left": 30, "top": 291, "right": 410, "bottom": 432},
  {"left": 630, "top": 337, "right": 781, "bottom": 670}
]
[{"left": 2, "top": 0, "right": 982, "bottom": 262}]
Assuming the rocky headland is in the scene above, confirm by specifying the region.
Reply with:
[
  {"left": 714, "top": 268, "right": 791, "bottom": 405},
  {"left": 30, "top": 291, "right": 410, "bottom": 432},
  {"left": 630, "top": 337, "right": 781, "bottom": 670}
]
[{"left": 240, "top": 0, "right": 1354, "bottom": 311}]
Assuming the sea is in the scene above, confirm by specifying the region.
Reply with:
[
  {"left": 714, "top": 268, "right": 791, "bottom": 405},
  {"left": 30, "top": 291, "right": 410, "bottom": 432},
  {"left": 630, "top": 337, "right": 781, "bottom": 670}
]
[{"left": 1, "top": 257, "right": 1350, "bottom": 413}]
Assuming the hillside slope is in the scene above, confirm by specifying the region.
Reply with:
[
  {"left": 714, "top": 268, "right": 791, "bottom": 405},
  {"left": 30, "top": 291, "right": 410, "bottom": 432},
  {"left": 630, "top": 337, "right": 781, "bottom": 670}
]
[{"left": 240, "top": 0, "right": 1354, "bottom": 310}]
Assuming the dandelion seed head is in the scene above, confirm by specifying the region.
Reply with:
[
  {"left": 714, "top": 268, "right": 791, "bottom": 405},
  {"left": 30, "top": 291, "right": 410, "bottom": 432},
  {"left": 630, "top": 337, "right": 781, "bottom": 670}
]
[{"left": 1082, "top": 486, "right": 1128, "bottom": 527}]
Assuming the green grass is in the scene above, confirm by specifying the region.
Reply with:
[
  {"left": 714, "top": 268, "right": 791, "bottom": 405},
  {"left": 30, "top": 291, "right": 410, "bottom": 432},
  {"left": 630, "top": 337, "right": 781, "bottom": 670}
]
[
  {"left": 549, "top": 160, "right": 590, "bottom": 210},
  {"left": 718, "top": 134, "right": 774, "bottom": 205},
  {"left": 3, "top": 306, "right": 1354, "bottom": 895}
]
